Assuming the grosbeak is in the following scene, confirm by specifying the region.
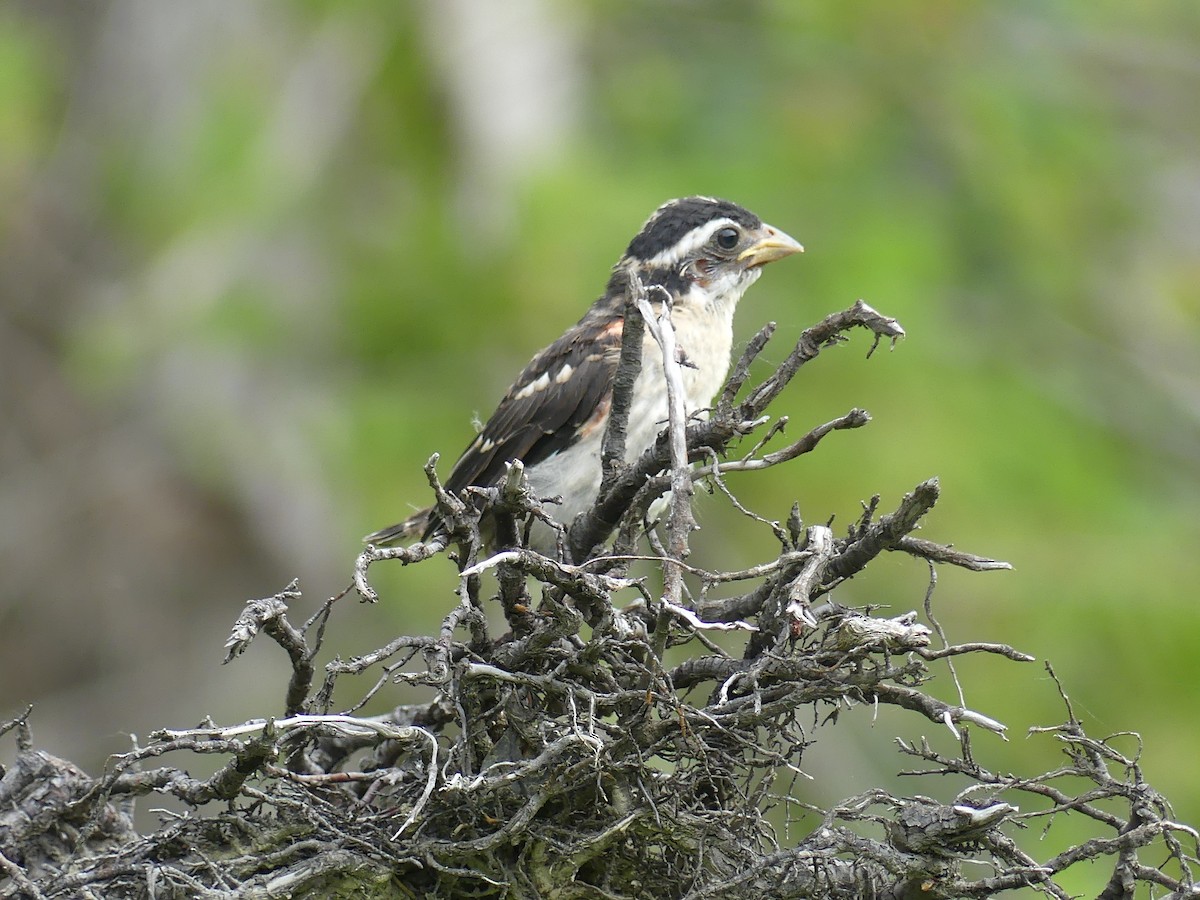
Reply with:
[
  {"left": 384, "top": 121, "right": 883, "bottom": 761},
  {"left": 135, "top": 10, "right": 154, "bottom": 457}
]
[{"left": 365, "top": 196, "right": 802, "bottom": 552}]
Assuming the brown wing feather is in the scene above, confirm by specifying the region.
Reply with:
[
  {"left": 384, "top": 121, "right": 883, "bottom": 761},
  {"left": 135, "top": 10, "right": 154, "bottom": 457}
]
[
  {"left": 364, "top": 295, "right": 627, "bottom": 546},
  {"left": 443, "top": 315, "right": 623, "bottom": 494}
]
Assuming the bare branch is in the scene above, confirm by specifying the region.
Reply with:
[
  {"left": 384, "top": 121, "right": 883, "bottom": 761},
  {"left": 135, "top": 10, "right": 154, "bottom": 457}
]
[
  {"left": 600, "top": 263, "right": 646, "bottom": 491},
  {"left": 895, "top": 535, "right": 1014, "bottom": 571},
  {"left": 224, "top": 580, "right": 314, "bottom": 716},
  {"left": 6, "top": 302, "right": 1193, "bottom": 900}
]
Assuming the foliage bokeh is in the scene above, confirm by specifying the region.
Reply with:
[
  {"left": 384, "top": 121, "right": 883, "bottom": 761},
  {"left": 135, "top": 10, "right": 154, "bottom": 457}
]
[{"left": 2, "top": 2, "right": 1198, "bottom": 894}]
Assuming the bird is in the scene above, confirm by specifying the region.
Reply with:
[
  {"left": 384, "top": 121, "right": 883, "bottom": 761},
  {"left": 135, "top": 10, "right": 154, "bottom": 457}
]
[{"left": 364, "top": 196, "right": 803, "bottom": 555}]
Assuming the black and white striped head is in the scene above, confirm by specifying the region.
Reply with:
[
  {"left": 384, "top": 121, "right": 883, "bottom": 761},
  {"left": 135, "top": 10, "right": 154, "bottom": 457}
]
[{"left": 615, "top": 196, "right": 803, "bottom": 311}]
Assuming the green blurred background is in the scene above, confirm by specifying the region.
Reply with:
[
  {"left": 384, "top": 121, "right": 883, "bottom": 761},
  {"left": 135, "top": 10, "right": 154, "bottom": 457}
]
[{"left": 2, "top": 1, "right": 1198, "bottom": 891}]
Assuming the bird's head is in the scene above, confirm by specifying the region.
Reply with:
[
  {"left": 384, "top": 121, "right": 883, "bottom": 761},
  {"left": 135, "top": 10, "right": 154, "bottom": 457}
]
[{"left": 615, "top": 196, "right": 803, "bottom": 312}]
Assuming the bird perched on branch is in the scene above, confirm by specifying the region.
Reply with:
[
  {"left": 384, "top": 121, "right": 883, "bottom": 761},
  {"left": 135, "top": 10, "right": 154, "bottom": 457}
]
[{"left": 364, "top": 196, "right": 802, "bottom": 553}]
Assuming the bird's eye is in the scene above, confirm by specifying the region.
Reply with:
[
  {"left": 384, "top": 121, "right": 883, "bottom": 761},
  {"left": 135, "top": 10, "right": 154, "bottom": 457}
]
[{"left": 714, "top": 226, "right": 740, "bottom": 251}]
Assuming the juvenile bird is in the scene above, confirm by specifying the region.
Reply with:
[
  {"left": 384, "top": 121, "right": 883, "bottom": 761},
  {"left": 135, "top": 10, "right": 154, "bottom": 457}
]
[{"left": 364, "top": 196, "right": 802, "bottom": 553}]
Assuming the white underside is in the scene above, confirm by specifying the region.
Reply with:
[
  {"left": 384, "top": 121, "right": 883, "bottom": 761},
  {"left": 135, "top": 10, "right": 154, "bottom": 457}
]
[{"left": 525, "top": 283, "right": 748, "bottom": 551}]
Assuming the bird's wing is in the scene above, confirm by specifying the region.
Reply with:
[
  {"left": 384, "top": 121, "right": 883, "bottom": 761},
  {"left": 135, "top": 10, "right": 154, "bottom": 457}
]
[
  {"left": 362, "top": 310, "right": 625, "bottom": 547},
  {"left": 443, "top": 314, "right": 625, "bottom": 495}
]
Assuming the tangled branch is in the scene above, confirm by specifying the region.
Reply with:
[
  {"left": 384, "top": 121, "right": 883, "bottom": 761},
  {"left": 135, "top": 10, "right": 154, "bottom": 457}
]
[{"left": 3, "top": 302, "right": 1194, "bottom": 899}]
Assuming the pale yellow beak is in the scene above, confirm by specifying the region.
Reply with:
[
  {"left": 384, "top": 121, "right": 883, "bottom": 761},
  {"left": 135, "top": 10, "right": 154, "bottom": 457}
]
[{"left": 737, "top": 223, "right": 804, "bottom": 268}]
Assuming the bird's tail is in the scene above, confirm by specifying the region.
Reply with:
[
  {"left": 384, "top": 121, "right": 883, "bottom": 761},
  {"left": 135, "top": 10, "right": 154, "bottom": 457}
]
[{"left": 362, "top": 508, "right": 433, "bottom": 545}]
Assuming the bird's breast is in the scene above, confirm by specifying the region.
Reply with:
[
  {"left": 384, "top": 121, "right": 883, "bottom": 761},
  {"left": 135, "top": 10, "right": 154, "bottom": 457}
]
[
  {"left": 524, "top": 299, "right": 736, "bottom": 544},
  {"left": 654, "top": 299, "right": 737, "bottom": 416}
]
